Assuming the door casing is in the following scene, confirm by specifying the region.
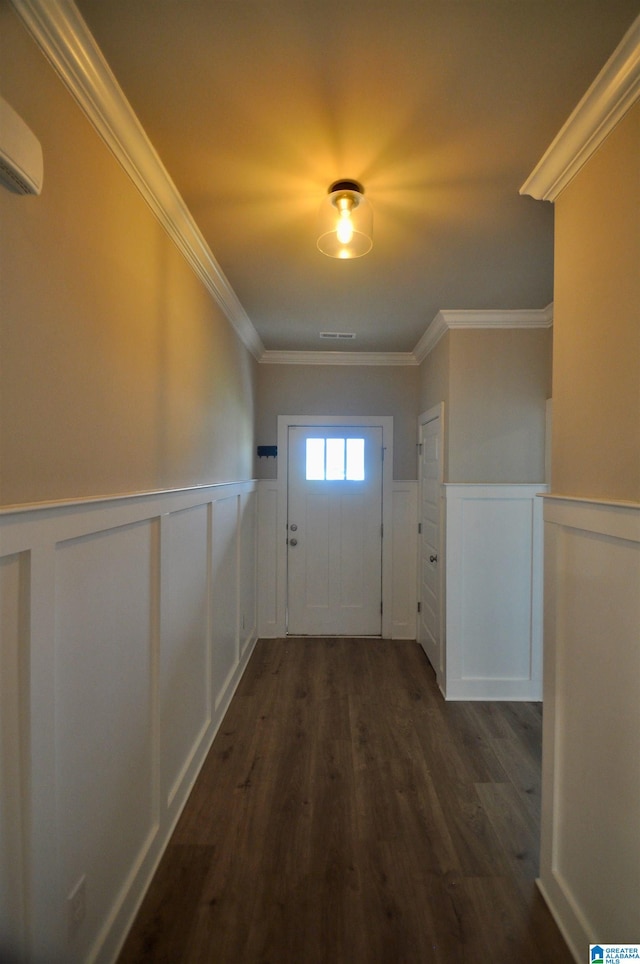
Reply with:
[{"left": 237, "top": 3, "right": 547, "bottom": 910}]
[
  {"left": 417, "top": 403, "right": 445, "bottom": 687},
  {"left": 275, "top": 415, "right": 394, "bottom": 637}
]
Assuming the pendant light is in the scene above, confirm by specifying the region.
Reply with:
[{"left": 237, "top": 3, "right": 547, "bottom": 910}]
[{"left": 317, "top": 179, "right": 373, "bottom": 259}]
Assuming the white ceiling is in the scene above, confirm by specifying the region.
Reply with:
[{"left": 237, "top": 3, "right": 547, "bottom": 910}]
[{"left": 75, "top": 0, "right": 638, "bottom": 353}]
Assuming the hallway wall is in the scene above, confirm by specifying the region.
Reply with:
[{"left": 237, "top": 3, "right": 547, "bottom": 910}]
[
  {"left": 0, "top": 6, "right": 259, "bottom": 962},
  {"left": 535, "top": 63, "right": 640, "bottom": 961},
  {"left": 0, "top": 4, "right": 256, "bottom": 508},
  {"left": 418, "top": 326, "right": 551, "bottom": 483},
  {"left": 255, "top": 363, "right": 420, "bottom": 481},
  {"left": 552, "top": 102, "right": 640, "bottom": 503}
]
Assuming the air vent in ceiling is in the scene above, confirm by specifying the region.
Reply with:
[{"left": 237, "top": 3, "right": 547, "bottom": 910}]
[{"left": 319, "top": 331, "right": 356, "bottom": 340}]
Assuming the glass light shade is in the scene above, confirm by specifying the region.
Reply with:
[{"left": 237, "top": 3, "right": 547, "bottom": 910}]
[{"left": 317, "top": 182, "right": 373, "bottom": 259}]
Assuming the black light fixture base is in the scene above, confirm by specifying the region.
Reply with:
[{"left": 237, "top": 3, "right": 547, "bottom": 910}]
[{"left": 328, "top": 179, "right": 364, "bottom": 195}]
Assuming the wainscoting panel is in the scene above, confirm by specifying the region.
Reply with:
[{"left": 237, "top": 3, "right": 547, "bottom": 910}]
[
  {"left": 211, "top": 495, "right": 241, "bottom": 710},
  {"left": 257, "top": 481, "right": 279, "bottom": 637},
  {"left": 538, "top": 496, "right": 640, "bottom": 961},
  {"left": 391, "top": 482, "right": 418, "bottom": 639},
  {"left": 161, "top": 504, "right": 210, "bottom": 808},
  {"left": 0, "top": 481, "right": 258, "bottom": 964},
  {"left": 0, "top": 552, "right": 28, "bottom": 960},
  {"left": 445, "top": 484, "right": 546, "bottom": 700},
  {"left": 239, "top": 490, "right": 257, "bottom": 657},
  {"left": 55, "top": 520, "right": 158, "bottom": 961}
]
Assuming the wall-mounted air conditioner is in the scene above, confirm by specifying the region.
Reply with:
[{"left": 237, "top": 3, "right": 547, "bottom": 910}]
[{"left": 0, "top": 95, "right": 43, "bottom": 195}]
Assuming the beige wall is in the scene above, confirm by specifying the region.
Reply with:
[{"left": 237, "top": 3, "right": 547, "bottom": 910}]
[
  {"left": 418, "top": 331, "right": 451, "bottom": 479},
  {"left": 0, "top": 7, "right": 256, "bottom": 507},
  {"left": 255, "top": 363, "right": 420, "bottom": 479},
  {"left": 448, "top": 327, "right": 551, "bottom": 483},
  {"left": 552, "top": 103, "right": 640, "bottom": 502},
  {"left": 419, "top": 327, "right": 551, "bottom": 483},
  {"left": 418, "top": 331, "right": 451, "bottom": 416},
  {"left": 538, "top": 96, "right": 640, "bottom": 957}
]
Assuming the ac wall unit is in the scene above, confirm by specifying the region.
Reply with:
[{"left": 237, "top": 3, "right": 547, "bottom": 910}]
[{"left": 0, "top": 95, "right": 43, "bottom": 195}]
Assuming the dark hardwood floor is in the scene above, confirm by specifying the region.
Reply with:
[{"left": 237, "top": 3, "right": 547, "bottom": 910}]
[{"left": 118, "top": 638, "right": 573, "bottom": 963}]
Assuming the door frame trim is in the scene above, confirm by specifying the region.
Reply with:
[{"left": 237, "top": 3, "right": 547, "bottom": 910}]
[
  {"left": 276, "top": 415, "right": 394, "bottom": 637},
  {"left": 417, "top": 403, "right": 446, "bottom": 685}
]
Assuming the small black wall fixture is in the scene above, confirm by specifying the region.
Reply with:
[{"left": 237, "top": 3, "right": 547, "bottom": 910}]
[{"left": 257, "top": 445, "right": 278, "bottom": 459}]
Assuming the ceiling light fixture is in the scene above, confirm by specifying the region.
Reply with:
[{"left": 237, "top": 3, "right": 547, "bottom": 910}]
[{"left": 317, "top": 179, "right": 373, "bottom": 259}]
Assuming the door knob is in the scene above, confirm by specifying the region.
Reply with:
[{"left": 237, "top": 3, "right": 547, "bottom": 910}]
[
  {"left": 429, "top": 554, "right": 438, "bottom": 563},
  {"left": 289, "top": 538, "right": 298, "bottom": 546}
]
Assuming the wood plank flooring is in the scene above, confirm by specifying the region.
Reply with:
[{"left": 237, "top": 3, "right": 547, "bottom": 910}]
[{"left": 118, "top": 638, "right": 572, "bottom": 963}]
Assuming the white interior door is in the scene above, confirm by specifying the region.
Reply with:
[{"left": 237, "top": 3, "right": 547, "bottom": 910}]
[
  {"left": 418, "top": 408, "right": 443, "bottom": 674},
  {"left": 287, "top": 425, "right": 382, "bottom": 636}
]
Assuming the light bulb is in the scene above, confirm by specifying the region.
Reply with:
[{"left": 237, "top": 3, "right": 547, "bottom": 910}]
[{"left": 336, "top": 211, "right": 354, "bottom": 244}]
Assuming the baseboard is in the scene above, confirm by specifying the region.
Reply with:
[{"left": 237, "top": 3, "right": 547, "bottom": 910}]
[
  {"left": 445, "top": 678, "right": 543, "bottom": 701},
  {"left": 536, "top": 875, "right": 588, "bottom": 964},
  {"left": 106, "top": 632, "right": 257, "bottom": 963}
]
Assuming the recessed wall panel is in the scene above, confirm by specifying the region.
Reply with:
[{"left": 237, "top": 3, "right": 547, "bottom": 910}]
[
  {"left": 555, "top": 526, "right": 640, "bottom": 938},
  {"left": 54, "top": 521, "right": 156, "bottom": 959},
  {"left": 0, "top": 552, "right": 27, "bottom": 959},
  {"left": 460, "top": 499, "right": 533, "bottom": 680},
  {"left": 211, "top": 497, "right": 239, "bottom": 706},
  {"left": 239, "top": 492, "right": 257, "bottom": 653},
  {"left": 162, "top": 505, "right": 209, "bottom": 803}
]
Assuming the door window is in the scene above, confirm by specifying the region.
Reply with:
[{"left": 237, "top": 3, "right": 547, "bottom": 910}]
[{"left": 305, "top": 437, "right": 365, "bottom": 481}]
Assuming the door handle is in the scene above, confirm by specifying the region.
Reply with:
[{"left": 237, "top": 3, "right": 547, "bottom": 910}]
[{"left": 289, "top": 538, "right": 298, "bottom": 546}]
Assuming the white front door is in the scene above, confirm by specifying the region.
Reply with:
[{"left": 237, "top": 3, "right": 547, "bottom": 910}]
[
  {"left": 418, "top": 408, "right": 443, "bottom": 675},
  {"left": 287, "top": 425, "right": 383, "bottom": 635}
]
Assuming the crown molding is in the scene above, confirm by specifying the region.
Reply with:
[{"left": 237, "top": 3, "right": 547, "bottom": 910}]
[
  {"left": 261, "top": 305, "right": 553, "bottom": 366},
  {"left": 441, "top": 306, "right": 554, "bottom": 330},
  {"left": 413, "top": 304, "right": 553, "bottom": 363},
  {"left": 413, "top": 312, "right": 449, "bottom": 363},
  {"left": 11, "top": 0, "right": 265, "bottom": 360},
  {"left": 260, "top": 350, "right": 418, "bottom": 366},
  {"left": 521, "top": 14, "right": 640, "bottom": 201}
]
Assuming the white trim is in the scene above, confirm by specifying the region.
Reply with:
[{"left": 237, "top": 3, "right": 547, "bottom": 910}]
[
  {"left": 256, "top": 480, "right": 279, "bottom": 638},
  {"left": 0, "top": 479, "right": 255, "bottom": 518},
  {"left": 390, "top": 481, "right": 418, "bottom": 640},
  {"left": 542, "top": 493, "right": 640, "bottom": 539},
  {"left": 417, "top": 404, "right": 446, "bottom": 689},
  {"left": 444, "top": 483, "right": 547, "bottom": 701},
  {"left": 542, "top": 492, "right": 640, "bottom": 512},
  {"left": 260, "top": 350, "right": 418, "bottom": 366},
  {"left": 413, "top": 313, "right": 449, "bottom": 363},
  {"left": 521, "top": 14, "right": 640, "bottom": 201},
  {"left": 539, "top": 495, "right": 640, "bottom": 961},
  {"left": 413, "top": 305, "right": 553, "bottom": 363},
  {"left": 262, "top": 305, "right": 554, "bottom": 368},
  {"left": 418, "top": 403, "right": 446, "bottom": 486},
  {"left": 0, "top": 479, "right": 258, "bottom": 962},
  {"left": 275, "top": 415, "right": 394, "bottom": 638},
  {"left": 10, "top": 0, "right": 264, "bottom": 361},
  {"left": 440, "top": 305, "right": 554, "bottom": 330}
]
